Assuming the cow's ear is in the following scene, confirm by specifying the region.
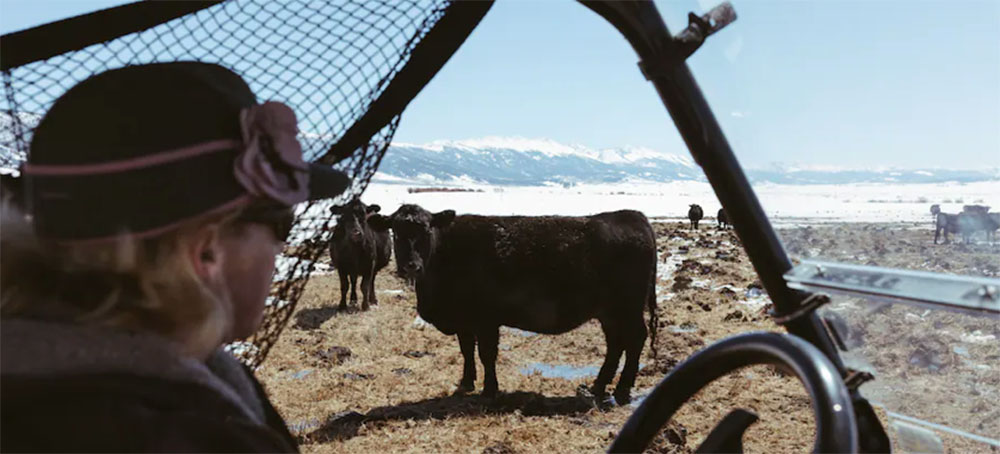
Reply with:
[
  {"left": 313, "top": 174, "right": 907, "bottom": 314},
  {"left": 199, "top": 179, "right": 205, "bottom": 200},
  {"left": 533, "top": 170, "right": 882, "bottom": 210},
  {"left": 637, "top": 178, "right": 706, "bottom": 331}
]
[
  {"left": 329, "top": 205, "right": 342, "bottom": 215},
  {"left": 367, "top": 204, "right": 381, "bottom": 214},
  {"left": 431, "top": 210, "right": 456, "bottom": 228},
  {"left": 368, "top": 214, "right": 390, "bottom": 231}
]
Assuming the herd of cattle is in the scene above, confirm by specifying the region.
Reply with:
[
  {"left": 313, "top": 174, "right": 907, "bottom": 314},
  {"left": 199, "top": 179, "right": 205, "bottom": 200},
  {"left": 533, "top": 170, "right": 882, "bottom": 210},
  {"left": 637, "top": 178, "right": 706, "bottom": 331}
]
[
  {"left": 685, "top": 203, "right": 729, "bottom": 230},
  {"left": 322, "top": 198, "right": 997, "bottom": 401},
  {"left": 931, "top": 204, "right": 1000, "bottom": 245},
  {"left": 326, "top": 199, "right": 660, "bottom": 403}
]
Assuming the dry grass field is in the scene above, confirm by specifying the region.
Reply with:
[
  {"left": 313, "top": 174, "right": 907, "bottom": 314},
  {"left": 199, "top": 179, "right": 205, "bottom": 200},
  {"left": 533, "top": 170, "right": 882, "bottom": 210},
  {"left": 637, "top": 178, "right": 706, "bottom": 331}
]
[{"left": 257, "top": 221, "right": 998, "bottom": 453}]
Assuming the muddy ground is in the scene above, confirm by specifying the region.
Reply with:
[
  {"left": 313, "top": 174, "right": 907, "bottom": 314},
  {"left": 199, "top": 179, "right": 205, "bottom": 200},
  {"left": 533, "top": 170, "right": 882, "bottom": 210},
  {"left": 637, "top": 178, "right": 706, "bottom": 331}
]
[{"left": 258, "top": 220, "right": 998, "bottom": 453}]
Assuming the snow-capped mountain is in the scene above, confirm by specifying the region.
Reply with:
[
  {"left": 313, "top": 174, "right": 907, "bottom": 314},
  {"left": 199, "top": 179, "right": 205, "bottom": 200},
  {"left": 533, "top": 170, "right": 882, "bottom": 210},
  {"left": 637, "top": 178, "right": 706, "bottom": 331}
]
[
  {"left": 379, "top": 137, "right": 701, "bottom": 186},
  {"left": 376, "top": 137, "right": 999, "bottom": 186}
]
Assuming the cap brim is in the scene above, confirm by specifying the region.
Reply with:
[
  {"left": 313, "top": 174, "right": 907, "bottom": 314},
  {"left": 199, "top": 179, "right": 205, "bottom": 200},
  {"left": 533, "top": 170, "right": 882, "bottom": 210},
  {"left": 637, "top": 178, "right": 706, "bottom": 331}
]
[{"left": 307, "top": 163, "right": 351, "bottom": 201}]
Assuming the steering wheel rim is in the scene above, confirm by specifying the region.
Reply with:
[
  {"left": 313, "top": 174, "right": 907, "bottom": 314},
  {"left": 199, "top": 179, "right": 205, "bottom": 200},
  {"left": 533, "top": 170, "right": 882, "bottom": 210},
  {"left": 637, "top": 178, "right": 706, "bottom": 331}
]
[{"left": 609, "top": 331, "right": 858, "bottom": 453}]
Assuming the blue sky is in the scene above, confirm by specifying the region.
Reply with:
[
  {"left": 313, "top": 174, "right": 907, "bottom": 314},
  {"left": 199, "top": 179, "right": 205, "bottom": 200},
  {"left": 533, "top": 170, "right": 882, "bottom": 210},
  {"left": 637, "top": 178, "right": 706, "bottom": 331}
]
[{"left": 2, "top": 0, "right": 998, "bottom": 169}]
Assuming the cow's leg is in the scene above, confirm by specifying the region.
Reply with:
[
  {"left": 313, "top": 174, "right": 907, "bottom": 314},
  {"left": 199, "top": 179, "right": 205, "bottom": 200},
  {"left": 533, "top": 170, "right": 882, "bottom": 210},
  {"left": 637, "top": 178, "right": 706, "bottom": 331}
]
[
  {"left": 371, "top": 269, "right": 380, "bottom": 306},
  {"left": 934, "top": 226, "right": 940, "bottom": 244},
  {"left": 477, "top": 327, "right": 500, "bottom": 398},
  {"left": 337, "top": 269, "right": 349, "bottom": 310},
  {"left": 360, "top": 264, "right": 373, "bottom": 311},
  {"left": 349, "top": 274, "right": 358, "bottom": 304},
  {"left": 614, "top": 316, "right": 648, "bottom": 405},
  {"left": 591, "top": 319, "right": 624, "bottom": 400},
  {"left": 457, "top": 332, "right": 477, "bottom": 393}
]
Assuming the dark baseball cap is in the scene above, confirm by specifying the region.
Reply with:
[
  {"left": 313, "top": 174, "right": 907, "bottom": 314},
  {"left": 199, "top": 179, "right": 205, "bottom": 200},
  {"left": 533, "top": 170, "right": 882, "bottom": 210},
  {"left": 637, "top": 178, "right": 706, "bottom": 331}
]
[{"left": 21, "top": 62, "right": 349, "bottom": 242}]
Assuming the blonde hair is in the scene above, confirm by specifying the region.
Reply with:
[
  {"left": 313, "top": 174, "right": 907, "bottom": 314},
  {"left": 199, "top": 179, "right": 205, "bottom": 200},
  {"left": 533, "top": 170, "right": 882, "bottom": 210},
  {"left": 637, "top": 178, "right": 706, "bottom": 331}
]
[{"left": 0, "top": 199, "right": 243, "bottom": 358}]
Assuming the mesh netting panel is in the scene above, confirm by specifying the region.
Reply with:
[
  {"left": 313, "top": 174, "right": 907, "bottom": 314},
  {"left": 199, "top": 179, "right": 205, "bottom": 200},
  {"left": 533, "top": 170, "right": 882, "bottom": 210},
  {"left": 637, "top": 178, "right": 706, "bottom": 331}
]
[{"left": 1, "top": 0, "right": 449, "bottom": 367}]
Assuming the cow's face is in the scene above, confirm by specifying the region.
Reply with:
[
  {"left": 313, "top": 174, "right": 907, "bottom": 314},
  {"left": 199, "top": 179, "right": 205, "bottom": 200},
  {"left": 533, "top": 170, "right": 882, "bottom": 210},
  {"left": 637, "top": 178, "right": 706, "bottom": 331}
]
[
  {"left": 389, "top": 204, "right": 455, "bottom": 283},
  {"left": 330, "top": 199, "right": 381, "bottom": 244}
]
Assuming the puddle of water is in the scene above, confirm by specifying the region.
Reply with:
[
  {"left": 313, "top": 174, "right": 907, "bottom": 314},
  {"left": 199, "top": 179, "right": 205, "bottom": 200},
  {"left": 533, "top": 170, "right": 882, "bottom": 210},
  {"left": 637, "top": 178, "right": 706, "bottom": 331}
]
[
  {"left": 287, "top": 369, "right": 314, "bottom": 380},
  {"left": 520, "top": 363, "right": 600, "bottom": 380},
  {"left": 288, "top": 418, "right": 322, "bottom": 434},
  {"left": 520, "top": 362, "right": 646, "bottom": 380},
  {"left": 669, "top": 325, "right": 698, "bottom": 334},
  {"left": 380, "top": 289, "right": 405, "bottom": 295}
]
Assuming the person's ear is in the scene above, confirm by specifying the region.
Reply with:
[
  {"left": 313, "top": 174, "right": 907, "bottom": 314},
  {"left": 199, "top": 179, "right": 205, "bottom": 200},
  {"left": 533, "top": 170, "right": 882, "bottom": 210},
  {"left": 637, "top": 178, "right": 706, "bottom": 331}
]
[{"left": 187, "top": 223, "right": 225, "bottom": 283}]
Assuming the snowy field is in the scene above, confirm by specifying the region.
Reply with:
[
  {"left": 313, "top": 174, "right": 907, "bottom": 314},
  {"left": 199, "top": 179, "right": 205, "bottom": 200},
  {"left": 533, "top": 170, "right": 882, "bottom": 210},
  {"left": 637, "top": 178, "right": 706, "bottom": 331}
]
[{"left": 358, "top": 178, "right": 1000, "bottom": 225}]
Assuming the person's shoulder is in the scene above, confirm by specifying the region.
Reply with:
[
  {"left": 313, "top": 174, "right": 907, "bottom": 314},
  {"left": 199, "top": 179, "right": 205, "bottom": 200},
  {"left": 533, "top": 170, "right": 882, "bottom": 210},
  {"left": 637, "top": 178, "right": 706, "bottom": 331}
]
[{"left": 1, "top": 373, "right": 298, "bottom": 453}]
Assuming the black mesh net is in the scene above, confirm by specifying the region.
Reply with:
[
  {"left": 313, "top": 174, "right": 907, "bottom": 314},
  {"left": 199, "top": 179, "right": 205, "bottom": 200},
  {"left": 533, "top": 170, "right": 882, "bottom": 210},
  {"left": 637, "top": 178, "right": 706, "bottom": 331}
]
[{"left": 1, "top": 0, "right": 451, "bottom": 367}]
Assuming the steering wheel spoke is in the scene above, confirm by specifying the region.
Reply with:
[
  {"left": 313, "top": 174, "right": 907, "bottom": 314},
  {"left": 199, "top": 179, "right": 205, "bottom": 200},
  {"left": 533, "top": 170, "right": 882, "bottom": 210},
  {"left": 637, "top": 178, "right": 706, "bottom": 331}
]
[{"left": 694, "top": 408, "right": 759, "bottom": 454}]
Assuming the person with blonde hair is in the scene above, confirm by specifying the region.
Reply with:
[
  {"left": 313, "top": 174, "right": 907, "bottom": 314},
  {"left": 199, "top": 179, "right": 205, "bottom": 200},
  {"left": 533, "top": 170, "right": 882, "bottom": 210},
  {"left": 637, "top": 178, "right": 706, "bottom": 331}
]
[{"left": 1, "top": 62, "right": 349, "bottom": 452}]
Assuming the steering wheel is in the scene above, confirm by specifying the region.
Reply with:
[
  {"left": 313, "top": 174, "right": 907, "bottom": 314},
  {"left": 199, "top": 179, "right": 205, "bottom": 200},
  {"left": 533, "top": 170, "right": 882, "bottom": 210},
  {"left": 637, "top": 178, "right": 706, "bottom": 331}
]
[{"left": 609, "top": 332, "right": 858, "bottom": 453}]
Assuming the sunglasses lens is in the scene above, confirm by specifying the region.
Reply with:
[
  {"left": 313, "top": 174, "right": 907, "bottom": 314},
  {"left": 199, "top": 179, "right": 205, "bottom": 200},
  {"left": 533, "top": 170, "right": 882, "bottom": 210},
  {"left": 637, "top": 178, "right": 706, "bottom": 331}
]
[{"left": 238, "top": 205, "right": 295, "bottom": 241}]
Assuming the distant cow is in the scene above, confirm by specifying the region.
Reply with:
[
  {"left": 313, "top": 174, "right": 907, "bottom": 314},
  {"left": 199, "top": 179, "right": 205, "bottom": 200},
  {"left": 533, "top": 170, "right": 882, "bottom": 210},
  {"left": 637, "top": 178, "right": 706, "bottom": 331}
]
[
  {"left": 958, "top": 210, "right": 999, "bottom": 245},
  {"left": 934, "top": 211, "right": 959, "bottom": 244},
  {"left": 717, "top": 208, "right": 729, "bottom": 229},
  {"left": 389, "top": 204, "right": 658, "bottom": 404},
  {"left": 688, "top": 204, "right": 704, "bottom": 230},
  {"left": 963, "top": 205, "right": 990, "bottom": 215},
  {"left": 329, "top": 199, "right": 391, "bottom": 310},
  {"left": 989, "top": 213, "right": 1000, "bottom": 244}
]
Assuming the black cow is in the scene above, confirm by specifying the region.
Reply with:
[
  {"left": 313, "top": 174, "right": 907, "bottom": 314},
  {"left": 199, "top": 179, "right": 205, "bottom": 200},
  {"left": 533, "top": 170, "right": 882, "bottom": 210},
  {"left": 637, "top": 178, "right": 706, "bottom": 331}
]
[
  {"left": 717, "top": 208, "right": 729, "bottom": 230},
  {"left": 688, "top": 204, "right": 704, "bottom": 230},
  {"left": 329, "top": 199, "right": 391, "bottom": 310},
  {"left": 989, "top": 213, "right": 1000, "bottom": 244},
  {"left": 389, "top": 204, "right": 658, "bottom": 404},
  {"left": 934, "top": 212, "right": 959, "bottom": 244},
  {"left": 958, "top": 210, "right": 1000, "bottom": 245},
  {"left": 963, "top": 205, "right": 990, "bottom": 215}
]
